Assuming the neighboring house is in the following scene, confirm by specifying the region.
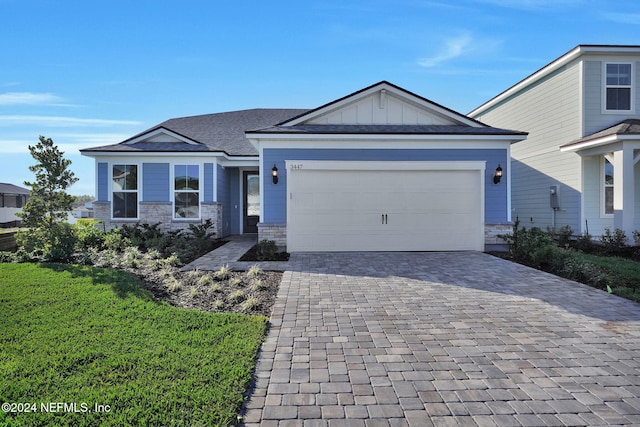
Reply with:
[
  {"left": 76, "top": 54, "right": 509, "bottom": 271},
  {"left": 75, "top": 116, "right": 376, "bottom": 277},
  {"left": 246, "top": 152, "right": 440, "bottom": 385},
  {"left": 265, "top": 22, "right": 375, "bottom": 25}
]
[
  {"left": 81, "top": 81, "right": 526, "bottom": 251},
  {"left": 68, "top": 204, "right": 95, "bottom": 224},
  {"left": 470, "top": 45, "right": 640, "bottom": 242},
  {"left": 0, "top": 183, "right": 29, "bottom": 228}
]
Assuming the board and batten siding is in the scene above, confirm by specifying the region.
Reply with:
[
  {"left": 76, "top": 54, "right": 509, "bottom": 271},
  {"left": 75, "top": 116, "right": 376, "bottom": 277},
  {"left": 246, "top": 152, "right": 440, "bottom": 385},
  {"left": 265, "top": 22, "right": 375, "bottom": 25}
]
[
  {"left": 142, "top": 163, "right": 170, "bottom": 202},
  {"left": 307, "top": 91, "right": 454, "bottom": 125},
  {"left": 472, "top": 60, "right": 583, "bottom": 232},
  {"left": 262, "top": 148, "right": 508, "bottom": 225}
]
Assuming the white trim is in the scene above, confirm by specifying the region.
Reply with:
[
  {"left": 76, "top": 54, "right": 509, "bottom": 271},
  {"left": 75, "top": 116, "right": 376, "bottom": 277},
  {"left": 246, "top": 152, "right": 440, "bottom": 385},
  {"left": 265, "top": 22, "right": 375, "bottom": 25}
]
[
  {"left": 81, "top": 150, "right": 259, "bottom": 163},
  {"left": 601, "top": 156, "right": 614, "bottom": 218},
  {"left": 579, "top": 60, "right": 586, "bottom": 139},
  {"left": 506, "top": 143, "right": 512, "bottom": 222},
  {"left": 560, "top": 134, "right": 639, "bottom": 152},
  {"left": 602, "top": 61, "right": 635, "bottom": 114},
  {"left": 247, "top": 133, "right": 523, "bottom": 144},
  {"left": 285, "top": 160, "right": 486, "bottom": 172},
  {"left": 124, "top": 128, "right": 201, "bottom": 145},
  {"left": 110, "top": 162, "right": 140, "bottom": 221},
  {"left": 238, "top": 167, "right": 260, "bottom": 234},
  {"left": 171, "top": 163, "right": 203, "bottom": 221}
]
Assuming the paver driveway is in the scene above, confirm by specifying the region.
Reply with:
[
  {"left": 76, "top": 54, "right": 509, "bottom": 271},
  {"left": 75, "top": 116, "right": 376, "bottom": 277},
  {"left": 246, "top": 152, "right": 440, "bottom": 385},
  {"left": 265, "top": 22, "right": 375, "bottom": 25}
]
[{"left": 242, "top": 252, "right": 640, "bottom": 426}]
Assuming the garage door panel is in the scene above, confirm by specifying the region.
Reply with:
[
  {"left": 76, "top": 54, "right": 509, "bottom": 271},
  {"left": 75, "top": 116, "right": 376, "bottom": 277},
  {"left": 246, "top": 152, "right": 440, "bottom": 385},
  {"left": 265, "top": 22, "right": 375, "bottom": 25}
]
[{"left": 287, "top": 162, "right": 484, "bottom": 252}]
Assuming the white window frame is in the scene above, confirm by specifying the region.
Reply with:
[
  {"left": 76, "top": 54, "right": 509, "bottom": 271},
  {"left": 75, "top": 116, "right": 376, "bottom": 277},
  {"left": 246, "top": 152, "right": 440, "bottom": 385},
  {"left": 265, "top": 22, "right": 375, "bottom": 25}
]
[
  {"left": 172, "top": 163, "right": 202, "bottom": 220},
  {"left": 111, "top": 163, "right": 140, "bottom": 220},
  {"left": 602, "top": 62, "right": 635, "bottom": 114},
  {"left": 601, "top": 156, "right": 614, "bottom": 217}
]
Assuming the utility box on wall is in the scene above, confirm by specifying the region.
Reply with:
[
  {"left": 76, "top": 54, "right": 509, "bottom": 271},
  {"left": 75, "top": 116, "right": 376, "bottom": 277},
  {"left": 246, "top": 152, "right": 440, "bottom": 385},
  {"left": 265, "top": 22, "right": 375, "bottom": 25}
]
[{"left": 550, "top": 185, "right": 560, "bottom": 209}]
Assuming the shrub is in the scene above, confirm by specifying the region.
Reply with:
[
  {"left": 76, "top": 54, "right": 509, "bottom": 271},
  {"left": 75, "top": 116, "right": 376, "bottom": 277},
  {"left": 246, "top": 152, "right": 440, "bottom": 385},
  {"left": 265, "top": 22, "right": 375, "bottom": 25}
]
[
  {"left": 247, "top": 264, "right": 263, "bottom": 278},
  {"left": 73, "top": 219, "right": 105, "bottom": 251},
  {"left": 229, "top": 289, "right": 245, "bottom": 302},
  {"left": 256, "top": 240, "right": 277, "bottom": 261},
  {"left": 120, "top": 222, "right": 165, "bottom": 251},
  {"left": 502, "top": 220, "right": 555, "bottom": 265},
  {"left": 188, "top": 219, "right": 216, "bottom": 240},
  {"left": 249, "top": 279, "right": 265, "bottom": 292},
  {"left": 555, "top": 224, "right": 574, "bottom": 247},
  {"left": 600, "top": 228, "right": 628, "bottom": 254},
  {"left": 574, "top": 231, "right": 594, "bottom": 252},
  {"left": 214, "top": 264, "right": 230, "bottom": 280},
  {"left": 103, "top": 229, "right": 132, "bottom": 252},
  {"left": 240, "top": 296, "right": 260, "bottom": 313}
]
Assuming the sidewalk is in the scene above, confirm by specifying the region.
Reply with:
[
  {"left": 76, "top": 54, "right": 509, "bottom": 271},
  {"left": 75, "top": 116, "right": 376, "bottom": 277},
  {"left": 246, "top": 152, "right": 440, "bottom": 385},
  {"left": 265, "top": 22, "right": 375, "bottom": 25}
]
[{"left": 180, "top": 234, "right": 293, "bottom": 272}]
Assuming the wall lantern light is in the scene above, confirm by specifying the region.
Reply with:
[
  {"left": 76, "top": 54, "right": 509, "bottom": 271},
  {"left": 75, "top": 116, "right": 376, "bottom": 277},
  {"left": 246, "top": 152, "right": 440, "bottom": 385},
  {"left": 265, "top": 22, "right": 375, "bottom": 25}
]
[
  {"left": 493, "top": 164, "right": 503, "bottom": 184},
  {"left": 272, "top": 164, "right": 279, "bottom": 184}
]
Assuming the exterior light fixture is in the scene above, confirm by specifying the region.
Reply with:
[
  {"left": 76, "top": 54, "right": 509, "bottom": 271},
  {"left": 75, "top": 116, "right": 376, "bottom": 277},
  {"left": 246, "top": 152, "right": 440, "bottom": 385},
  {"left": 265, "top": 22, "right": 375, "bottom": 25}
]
[
  {"left": 493, "top": 164, "right": 503, "bottom": 184},
  {"left": 272, "top": 164, "right": 279, "bottom": 184}
]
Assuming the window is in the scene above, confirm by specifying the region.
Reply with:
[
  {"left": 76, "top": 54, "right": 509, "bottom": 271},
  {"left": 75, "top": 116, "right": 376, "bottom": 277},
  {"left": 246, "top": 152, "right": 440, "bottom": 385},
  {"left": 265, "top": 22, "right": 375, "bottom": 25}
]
[
  {"left": 112, "top": 164, "right": 138, "bottom": 218},
  {"left": 605, "top": 63, "right": 632, "bottom": 111},
  {"left": 603, "top": 157, "right": 614, "bottom": 215},
  {"left": 174, "top": 165, "right": 199, "bottom": 218}
]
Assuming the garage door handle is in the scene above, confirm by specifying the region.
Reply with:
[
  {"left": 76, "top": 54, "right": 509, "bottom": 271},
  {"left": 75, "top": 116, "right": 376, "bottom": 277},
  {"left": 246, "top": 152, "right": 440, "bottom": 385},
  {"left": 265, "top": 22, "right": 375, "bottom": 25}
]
[{"left": 381, "top": 214, "right": 388, "bottom": 225}]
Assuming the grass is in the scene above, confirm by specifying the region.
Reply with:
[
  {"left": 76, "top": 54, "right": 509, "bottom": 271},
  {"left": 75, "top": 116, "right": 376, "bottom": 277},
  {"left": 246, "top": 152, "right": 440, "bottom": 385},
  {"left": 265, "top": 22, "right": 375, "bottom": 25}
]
[
  {"left": 0, "top": 263, "right": 268, "bottom": 427},
  {"left": 572, "top": 251, "right": 640, "bottom": 301}
]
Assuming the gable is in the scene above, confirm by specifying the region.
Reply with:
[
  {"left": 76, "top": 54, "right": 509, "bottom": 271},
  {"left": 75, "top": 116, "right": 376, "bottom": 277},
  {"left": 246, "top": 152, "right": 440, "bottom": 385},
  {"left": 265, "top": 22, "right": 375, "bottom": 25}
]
[
  {"left": 124, "top": 128, "right": 199, "bottom": 145},
  {"left": 284, "top": 81, "right": 482, "bottom": 128}
]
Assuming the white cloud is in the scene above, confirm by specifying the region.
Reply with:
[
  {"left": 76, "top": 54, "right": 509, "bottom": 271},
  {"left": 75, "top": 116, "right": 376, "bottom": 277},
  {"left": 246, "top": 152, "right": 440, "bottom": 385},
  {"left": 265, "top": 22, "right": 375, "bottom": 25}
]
[
  {"left": 0, "top": 140, "right": 30, "bottom": 154},
  {"left": 0, "top": 92, "right": 64, "bottom": 106},
  {"left": 0, "top": 115, "right": 141, "bottom": 127},
  {"left": 418, "top": 33, "right": 474, "bottom": 68}
]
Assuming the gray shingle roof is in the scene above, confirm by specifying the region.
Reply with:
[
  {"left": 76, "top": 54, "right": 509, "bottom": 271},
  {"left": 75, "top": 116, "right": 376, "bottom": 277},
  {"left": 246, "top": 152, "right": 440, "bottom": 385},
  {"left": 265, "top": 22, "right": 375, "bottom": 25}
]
[
  {"left": 81, "top": 108, "right": 309, "bottom": 156},
  {"left": 562, "top": 119, "right": 640, "bottom": 149},
  {"left": 0, "top": 183, "right": 29, "bottom": 194}
]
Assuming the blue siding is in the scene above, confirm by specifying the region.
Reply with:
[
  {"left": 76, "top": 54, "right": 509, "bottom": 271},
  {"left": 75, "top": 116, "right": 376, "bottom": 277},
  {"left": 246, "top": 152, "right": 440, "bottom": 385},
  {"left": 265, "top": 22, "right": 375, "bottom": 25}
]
[
  {"left": 97, "top": 162, "right": 108, "bottom": 201},
  {"left": 204, "top": 163, "right": 214, "bottom": 202},
  {"left": 229, "top": 169, "right": 241, "bottom": 234},
  {"left": 216, "top": 164, "right": 230, "bottom": 236},
  {"left": 263, "top": 148, "right": 508, "bottom": 224},
  {"left": 142, "top": 163, "right": 169, "bottom": 202}
]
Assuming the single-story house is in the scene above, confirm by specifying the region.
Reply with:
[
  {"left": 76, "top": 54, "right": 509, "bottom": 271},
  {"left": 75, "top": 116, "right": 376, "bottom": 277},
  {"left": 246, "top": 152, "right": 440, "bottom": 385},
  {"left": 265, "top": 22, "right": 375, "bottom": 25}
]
[
  {"left": 470, "top": 45, "right": 640, "bottom": 241},
  {"left": 81, "top": 81, "right": 527, "bottom": 251},
  {"left": 0, "top": 182, "right": 29, "bottom": 228}
]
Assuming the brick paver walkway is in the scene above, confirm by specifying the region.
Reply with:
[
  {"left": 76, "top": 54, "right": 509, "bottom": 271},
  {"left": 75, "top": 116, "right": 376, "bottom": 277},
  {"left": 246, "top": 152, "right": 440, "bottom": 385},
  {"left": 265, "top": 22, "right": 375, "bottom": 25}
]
[{"left": 242, "top": 252, "right": 640, "bottom": 426}]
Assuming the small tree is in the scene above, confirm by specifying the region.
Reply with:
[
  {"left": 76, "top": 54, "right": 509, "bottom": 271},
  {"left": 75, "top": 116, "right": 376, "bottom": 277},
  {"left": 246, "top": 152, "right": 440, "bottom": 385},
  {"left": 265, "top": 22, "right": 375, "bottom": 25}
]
[{"left": 17, "top": 136, "right": 78, "bottom": 260}]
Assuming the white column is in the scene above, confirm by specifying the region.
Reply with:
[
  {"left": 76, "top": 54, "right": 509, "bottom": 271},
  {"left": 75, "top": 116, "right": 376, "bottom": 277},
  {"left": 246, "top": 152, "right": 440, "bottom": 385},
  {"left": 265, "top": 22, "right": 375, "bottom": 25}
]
[{"left": 612, "top": 145, "right": 635, "bottom": 241}]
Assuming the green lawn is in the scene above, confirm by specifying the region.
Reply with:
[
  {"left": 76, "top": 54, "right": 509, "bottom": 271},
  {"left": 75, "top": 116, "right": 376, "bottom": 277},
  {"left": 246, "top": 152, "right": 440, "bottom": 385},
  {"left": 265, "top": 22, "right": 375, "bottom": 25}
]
[
  {"left": 0, "top": 263, "right": 268, "bottom": 426},
  {"left": 573, "top": 252, "right": 640, "bottom": 302}
]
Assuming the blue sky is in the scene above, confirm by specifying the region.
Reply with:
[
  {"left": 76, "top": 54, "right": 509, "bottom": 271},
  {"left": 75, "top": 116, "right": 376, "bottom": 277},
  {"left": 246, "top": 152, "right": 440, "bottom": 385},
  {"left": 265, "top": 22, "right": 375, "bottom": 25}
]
[{"left": 1, "top": 0, "right": 639, "bottom": 195}]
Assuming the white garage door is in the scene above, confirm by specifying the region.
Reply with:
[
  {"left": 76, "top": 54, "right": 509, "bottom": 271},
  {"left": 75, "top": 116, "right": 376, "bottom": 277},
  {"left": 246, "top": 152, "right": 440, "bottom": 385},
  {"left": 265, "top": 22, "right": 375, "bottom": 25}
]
[{"left": 286, "top": 161, "right": 485, "bottom": 252}]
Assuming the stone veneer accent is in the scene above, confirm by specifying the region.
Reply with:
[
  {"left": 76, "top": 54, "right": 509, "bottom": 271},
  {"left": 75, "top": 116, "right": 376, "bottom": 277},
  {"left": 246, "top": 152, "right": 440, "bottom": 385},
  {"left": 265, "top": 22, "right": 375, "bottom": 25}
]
[
  {"left": 93, "top": 201, "right": 223, "bottom": 237},
  {"left": 485, "top": 223, "right": 513, "bottom": 248},
  {"left": 257, "top": 223, "right": 286, "bottom": 250}
]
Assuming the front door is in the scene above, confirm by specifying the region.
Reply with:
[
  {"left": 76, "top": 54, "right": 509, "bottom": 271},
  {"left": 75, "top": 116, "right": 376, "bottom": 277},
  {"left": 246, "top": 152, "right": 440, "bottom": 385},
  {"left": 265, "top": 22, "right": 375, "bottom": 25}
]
[{"left": 243, "top": 171, "right": 260, "bottom": 233}]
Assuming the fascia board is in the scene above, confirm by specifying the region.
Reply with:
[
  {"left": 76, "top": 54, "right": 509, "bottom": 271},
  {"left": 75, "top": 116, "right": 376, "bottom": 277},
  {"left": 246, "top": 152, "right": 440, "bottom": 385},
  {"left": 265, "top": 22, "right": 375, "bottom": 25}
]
[
  {"left": 246, "top": 132, "right": 525, "bottom": 142},
  {"left": 560, "top": 134, "right": 638, "bottom": 152}
]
